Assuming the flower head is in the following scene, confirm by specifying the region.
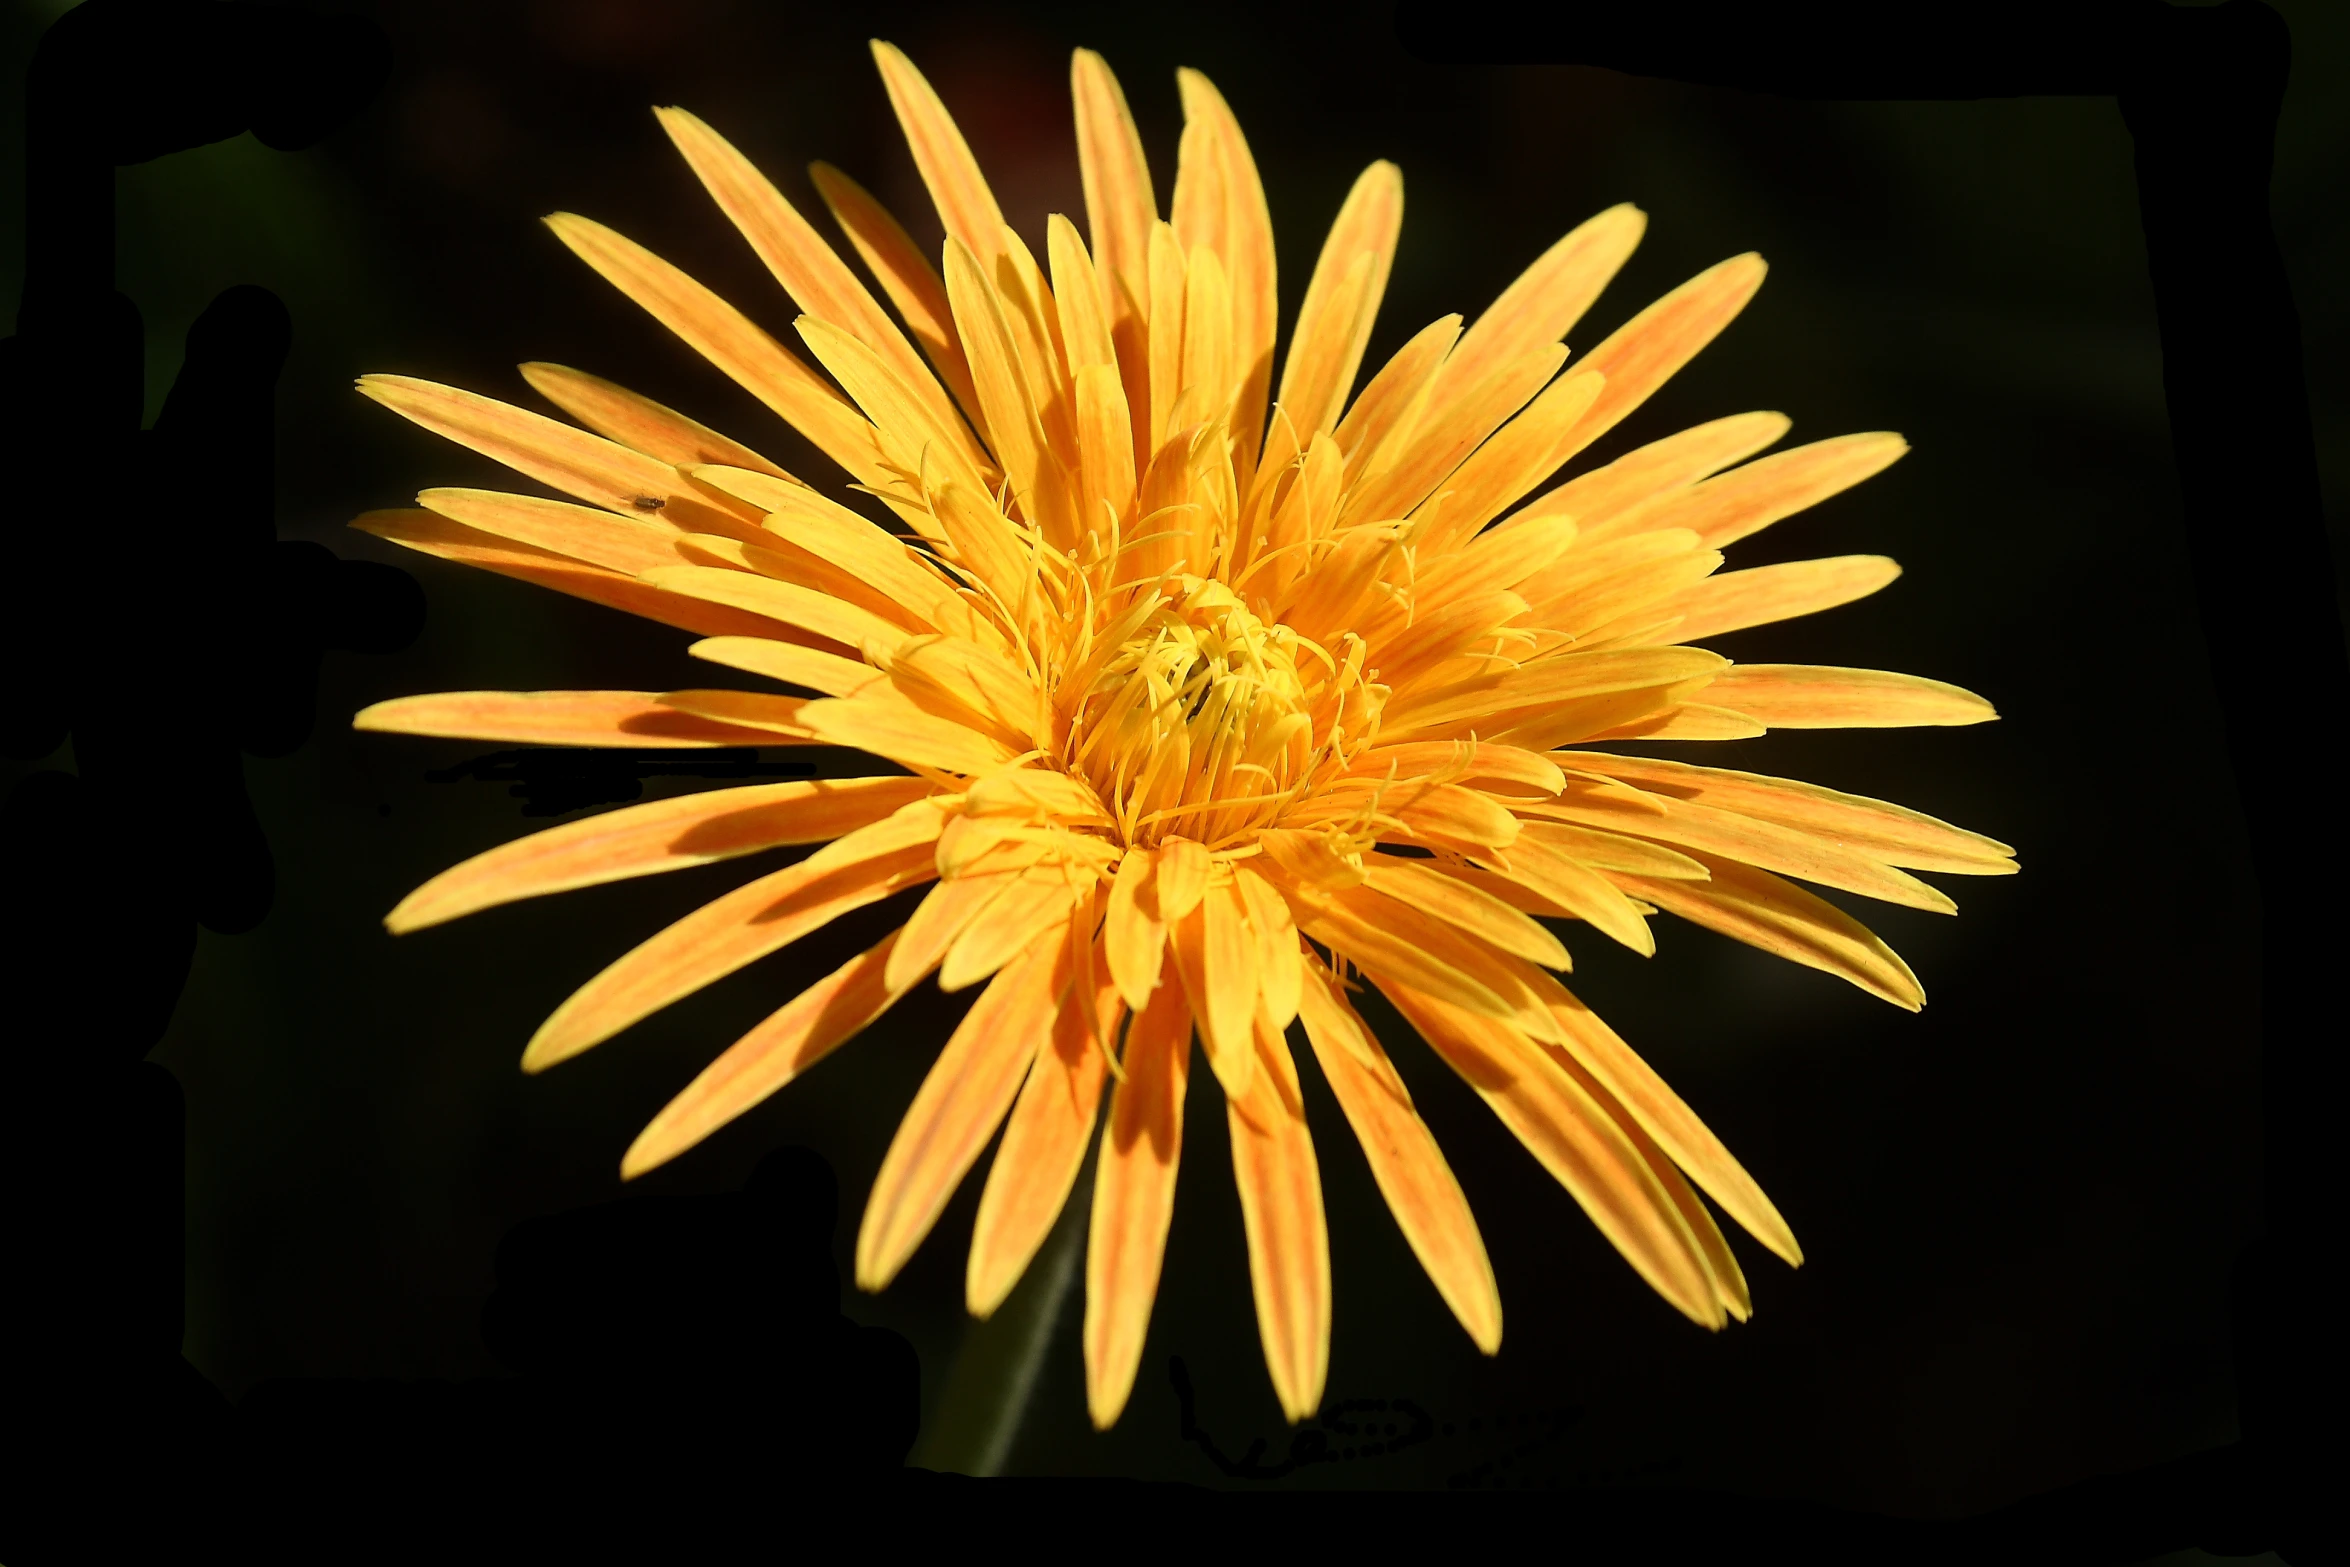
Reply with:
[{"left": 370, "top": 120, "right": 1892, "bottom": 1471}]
[{"left": 355, "top": 42, "right": 2014, "bottom": 1428}]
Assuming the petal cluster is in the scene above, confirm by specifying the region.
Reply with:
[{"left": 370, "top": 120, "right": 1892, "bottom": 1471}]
[{"left": 355, "top": 42, "right": 2013, "bottom": 1428}]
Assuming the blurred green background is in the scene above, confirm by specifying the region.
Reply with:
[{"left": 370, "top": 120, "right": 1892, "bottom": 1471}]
[{"left": 3, "top": 0, "right": 2342, "bottom": 1516}]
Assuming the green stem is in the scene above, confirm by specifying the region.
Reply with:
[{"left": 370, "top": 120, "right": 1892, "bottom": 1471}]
[{"left": 909, "top": 1154, "right": 1093, "bottom": 1476}]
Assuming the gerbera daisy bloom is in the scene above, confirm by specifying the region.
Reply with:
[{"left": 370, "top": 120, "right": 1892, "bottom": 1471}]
[{"left": 354, "top": 41, "right": 2014, "bottom": 1429}]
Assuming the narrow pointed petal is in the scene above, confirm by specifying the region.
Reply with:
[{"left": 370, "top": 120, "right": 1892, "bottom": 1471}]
[
  {"left": 353, "top": 689, "right": 790, "bottom": 748},
  {"left": 1411, "top": 369, "right": 1606, "bottom": 554},
  {"left": 1558, "top": 254, "right": 1768, "bottom": 462},
  {"left": 540, "top": 214, "right": 887, "bottom": 484},
  {"left": 1287, "top": 882, "right": 1521, "bottom": 1027},
  {"left": 856, "top": 926, "right": 1065, "bottom": 1292},
  {"left": 1519, "top": 789, "right": 1955, "bottom": 914},
  {"left": 358, "top": 375, "right": 763, "bottom": 537},
  {"left": 353, "top": 509, "right": 821, "bottom": 642},
  {"left": 796, "top": 316, "right": 994, "bottom": 501},
  {"left": 1332, "top": 313, "right": 1461, "bottom": 467},
  {"left": 1153, "top": 836, "right": 1211, "bottom": 920},
  {"left": 1299, "top": 966, "right": 1501, "bottom": 1353},
  {"left": 656, "top": 106, "right": 983, "bottom": 472},
  {"left": 524, "top": 800, "right": 947, "bottom": 1070},
  {"left": 518, "top": 362, "right": 797, "bottom": 478},
  {"left": 806, "top": 160, "right": 986, "bottom": 435},
  {"left": 1613, "top": 853, "right": 1926, "bottom": 1010},
  {"left": 1343, "top": 741, "right": 1567, "bottom": 798},
  {"left": 1200, "top": 875, "right": 1260, "bottom": 1064},
  {"left": 415, "top": 488, "right": 688, "bottom": 576},
  {"left": 696, "top": 464, "right": 978, "bottom": 632},
  {"left": 622, "top": 925, "right": 919, "bottom": 1178},
  {"left": 654, "top": 687, "right": 818, "bottom": 738},
  {"left": 1227, "top": 1013, "right": 1331, "bottom": 1423},
  {"left": 1145, "top": 224, "right": 1189, "bottom": 454},
  {"left": 891, "top": 871, "right": 1018, "bottom": 991},
  {"left": 1546, "top": 1038, "right": 1755, "bottom": 1319},
  {"left": 871, "top": 40, "right": 1008, "bottom": 262},
  {"left": 387, "top": 775, "right": 929, "bottom": 934},
  {"left": 1581, "top": 702, "right": 1768, "bottom": 742},
  {"left": 1432, "top": 203, "right": 1646, "bottom": 409},
  {"left": 1072, "top": 48, "right": 1158, "bottom": 323},
  {"left": 1510, "top": 409, "right": 1789, "bottom": 540},
  {"left": 944, "top": 236, "right": 1076, "bottom": 543},
  {"left": 1342, "top": 343, "right": 1566, "bottom": 530},
  {"left": 1472, "top": 829, "right": 1658, "bottom": 956},
  {"left": 1704, "top": 665, "right": 1999, "bottom": 728},
  {"left": 1377, "top": 976, "right": 1723, "bottom": 1329},
  {"left": 1174, "top": 69, "right": 1276, "bottom": 471},
  {"left": 1535, "top": 973, "right": 1802, "bottom": 1267},
  {"left": 1085, "top": 981, "right": 1192, "bottom": 1429},
  {"left": 639, "top": 563, "right": 904, "bottom": 653},
  {"left": 1666, "top": 555, "right": 1902, "bottom": 642},
  {"left": 968, "top": 933, "right": 1122, "bottom": 1317},
  {"left": 1622, "top": 432, "right": 1909, "bottom": 551},
  {"left": 1381, "top": 646, "right": 1726, "bottom": 740},
  {"left": 1508, "top": 819, "right": 1711, "bottom": 879},
  {"left": 1363, "top": 854, "right": 1570, "bottom": 969},
  {"left": 1274, "top": 161, "right": 1401, "bottom": 449},
  {"left": 1555, "top": 751, "right": 2015, "bottom": 874}
]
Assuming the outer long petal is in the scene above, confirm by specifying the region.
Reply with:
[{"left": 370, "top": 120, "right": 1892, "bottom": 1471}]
[
  {"left": 1084, "top": 980, "right": 1192, "bottom": 1429},
  {"left": 855, "top": 923, "right": 1068, "bottom": 1292},
  {"left": 1227, "top": 1009, "right": 1331, "bottom": 1424},
  {"left": 967, "top": 929, "right": 1123, "bottom": 1317},
  {"left": 1298, "top": 964, "right": 1501, "bottom": 1354}
]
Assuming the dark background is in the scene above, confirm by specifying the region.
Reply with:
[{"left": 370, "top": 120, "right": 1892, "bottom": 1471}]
[{"left": 1, "top": 0, "right": 2339, "bottom": 1518}]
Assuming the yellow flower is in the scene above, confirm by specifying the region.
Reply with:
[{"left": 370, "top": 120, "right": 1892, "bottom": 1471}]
[{"left": 353, "top": 42, "right": 2015, "bottom": 1430}]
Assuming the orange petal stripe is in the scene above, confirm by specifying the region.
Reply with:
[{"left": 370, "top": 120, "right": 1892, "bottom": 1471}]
[
  {"left": 1430, "top": 202, "right": 1645, "bottom": 408},
  {"left": 656, "top": 106, "right": 987, "bottom": 477},
  {"left": 1665, "top": 554, "right": 1902, "bottom": 641},
  {"left": 855, "top": 922, "right": 1066, "bottom": 1292},
  {"left": 1226, "top": 1009, "right": 1331, "bottom": 1423},
  {"left": 353, "top": 688, "right": 794, "bottom": 748},
  {"left": 352, "top": 510, "right": 822, "bottom": 643},
  {"left": 1702, "top": 664, "right": 1999, "bottom": 728},
  {"left": 542, "top": 213, "right": 888, "bottom": 485},
  {"left": 518, "top": 361, "right": 797, "bottom": 479},
  {"left": 1612, "top": 432, "right": 1908, "bottom": 551},
  {"left": 1274, "top": 161, "right": 1403, "bottom": 452},
  {"left": 386, "top": 775, "right": 930, "bottom": 934},
  {"left": 620, "top": 924, "right": 920, "bottom": 1179},
  {"left": 1556, "top": 253, "right": 1767, "bottom": 463},
  {"left": 1375, "top": 974, "right": 1722, "bottom": 1328},
  {"left": 967, "top": 929, "right": 1124, "bottom": 1317},
  {"left": 1507, "top": 409, "right": 1790, "bottom": 538},
  {"left": 1554, "top": 751, "right": 2015, "bottom": 874},
  {"left": 1528, "top": 967, "right": 1801, "bottom": 1267},
  {"left": 1517, "top": 791, "right": 1954, "bottom": 914},
  {"left": 358, "top": 374, "right": 765, "bottom": 540},
  {"left": 1170, "top": 889, "right": 1252, "bottom": 1101},
  {"left": 415, "top": 488, "right": 690, "bottom": 577},
  {"left": 870, "top": 41, "right": 1008, "bottom": 264},
  {"left": 1297, "top": 963, "right": 1501, "bottom": 1353},
  {"left": 1084, "top": 980, "right": 1192, "bottom": 1429},
  {"left": 523, "top": 800, "right": 947, "bottom": 1070},
  {"left": 805, "top": 160, "right": 986, "bottom": 439},
  {"left": 1612, "top": 852, "right": 1926, "bottom": 1010}
]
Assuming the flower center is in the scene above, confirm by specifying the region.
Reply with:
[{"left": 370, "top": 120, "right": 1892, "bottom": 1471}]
[{"left": 1068, "top": 575, "right": 1324, "bottom": 848}]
